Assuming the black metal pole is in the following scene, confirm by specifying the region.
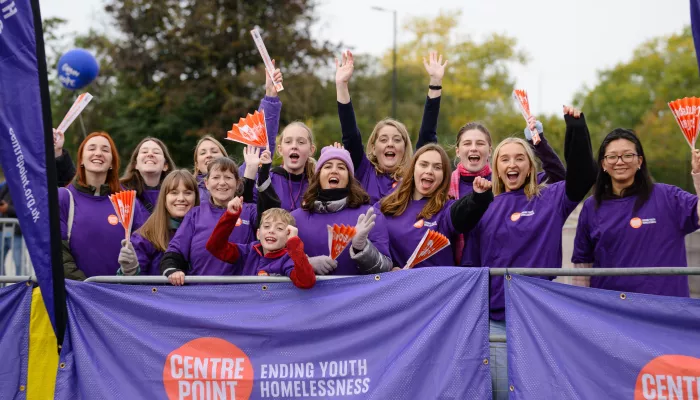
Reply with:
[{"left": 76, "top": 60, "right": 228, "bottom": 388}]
[
  {"left": 392, "top": 10, "right": 397, "bottom": 119},
  {"left": 30, "top": 0, "right": 67, "bottom": 347}
]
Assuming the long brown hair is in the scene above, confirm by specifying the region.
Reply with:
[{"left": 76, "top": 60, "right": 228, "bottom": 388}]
[
  {"left": 192, "top": 135, "right": 228, "bottom": 176},
  {"left": 381, "top": 144, "right": 451, "bottom": 220},
  {"left": 136, "top": 170, "right": 200, "bottom": 252},
  {"left": 366, "top": 119, "right": 412, "bottom": 181},
  {"left": 491, "top": 138, "right": 544, "bottom": 200},
  {"left": 120, "top": 137, "right": 176, "bottom": 196},
  {"left": 301, "top": 161, "right": 369, "bottom": 212},
  {"left": 277, "top": 121, "right": 317, "bottom": 181},
  {"left": 75, "top": 131, "right": 121, "bottom": 193}
]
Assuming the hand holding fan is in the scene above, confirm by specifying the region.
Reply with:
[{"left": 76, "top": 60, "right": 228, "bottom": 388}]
[
  {"left": 109, "top": 190, "right": 136, "bottom": 241},
  {"left": 668, "top": 97, "right": 700, "bottom": 149},
  {"left": 226, "top": 110, "right": 268, "bottom": 148},
  {"left": 327, "top": 224, "right": 357, "bottom": 260},
  {"left": 403, "top": 230, "right": 450, "bottom": 269},
  {"left": 512, "top": 89, "right": 541, "bottom": 145}
]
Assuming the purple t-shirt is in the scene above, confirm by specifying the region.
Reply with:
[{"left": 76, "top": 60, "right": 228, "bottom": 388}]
[
  {"left": 382, "top": 198, "right": 457, "bottom": 269},
  {"left": 196, "top": 174, "right": 209, "bottom": 205},
  {"left": 59, "top": 184, "right": 147, "bottom": 277},
  {"left": 356, "top": 157, "right": 398, "bottom": 205},
  {"left": 291, "top": 204, "right": 390, "bottom": 275},
  {"left": 130, "top": 231, "right": 164, "bottom": 276},
  {"left": 237, "top": 243, "right": 295, "bottom": 277},
  {"left": 166, "top": 201, "right": 257, "bottom": 275},
  {"left": 572, "top": 184, "right": 699, "bottom": 297},
  {"left": 248, "top": 169, "right": 308, "bottom": 212},
  {"left": 465, "top": 181, "right": 579, "bottom": 320}
]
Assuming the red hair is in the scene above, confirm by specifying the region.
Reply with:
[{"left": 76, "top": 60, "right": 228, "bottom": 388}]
[{"left": 76, "top": 131, "right": 121, "bottom": 193}]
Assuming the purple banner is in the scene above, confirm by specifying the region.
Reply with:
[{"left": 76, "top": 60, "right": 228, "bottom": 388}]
[
  {"left": 0, "top": 283, "right": 32, "bottom": 399},
  {"left": 0, "top": 0, "right": 57, "bottom": 330},
  {"left": 55, "top": 268, "right": 491, "bottom": 399},
  {"left": 506, "top": 274, "right": 700, "bottom": 400}
]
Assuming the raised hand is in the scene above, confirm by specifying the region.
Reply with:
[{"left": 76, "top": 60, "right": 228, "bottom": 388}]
[
  {"left": 335, "top": 50, "right": 354, "bottom": 85},
  {"left": 117, "top": 239, "right": 138, "bottom": 275},
  {"left": 352, "top": 207, "right": 376, "bottom": 251},
  {"left": 227, "top": 196, "right": 243, "bottom": 215},
  {"left": 287, "top": 225, "right": 298, "bottom": 239},
  {"left": 473, "top": 176, "right": 493, "bottom": 193},
  {"left": 243, "top": 145, "right": 262, "bottom": 166},
  {"left": 423, "top": 51, "right": 447, "bottom": 85},
  {"left": 563, "top": 105, "right": 582, "bottom": 118},
  {"left": 692, "top": 149, "right": 700, "bottom": 175},
  {"left": 332, "top": 142, "right": 344, "bottom": 150},
  {"left": 527, "top": 115, "right": 537, "bottom": 132},
  {"left": 265, "top": 59, "right": 283, "bottom": 97},
  {"left": 53, "top": 128, "right": 65, "bottom": 158},
  {"left": 260, "top": 148, "right": 272, "bottom": 165}
]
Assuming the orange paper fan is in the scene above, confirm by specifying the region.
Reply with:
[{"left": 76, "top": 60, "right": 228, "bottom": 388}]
[
  {"left": 512, "top": 89, "right": 541, "bottom": 145},
  {"left": 668, "top": 97, "right": 700, "bottom": 149},
  {"left": 226, "top": 110, "right": 268, "bottom": 147},
  {"left": 109, "top": 190, "right": 137, "bottom": 241},
  {"left": 403, "top": 230, "right": 451, "bottom": 269},
  {"left": 327, "top": 224, "right": 357, "bottom": 260}
]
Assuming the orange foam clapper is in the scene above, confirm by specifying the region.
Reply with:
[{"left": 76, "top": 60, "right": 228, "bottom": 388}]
[
  {"left": 226, "top": 110, "right": 268, "bottom": 147},
  {"left": 404, "top": 230, "right": 451, "bottom": 269},
  {"left": 668, "top": 97, "right": 700, "bottom": 149},
  {"left": 329, "top": 224, "right": 357, "bottom": 259},
  {"left": 109, "top": 190, "right": 137, "bottom": 240}
]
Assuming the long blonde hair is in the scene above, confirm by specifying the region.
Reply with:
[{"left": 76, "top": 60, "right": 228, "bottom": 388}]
[
  {"left": 366, "top": 119, "right": 412, "bottom": 181},
  {"left": 277, "top": 121, "right": 317, "bottom": 181},
  {"left": 192, "top": 135, "right": 228, "bottom": 176},
  {"left": 380, "top": 144, "right": 451, "bottom": 220},
  {"left": 137, "top": 170, "right": 200, "bottom": 252},
  {"left": 491, "top": 138, "right": 545, "bottom": 200}
]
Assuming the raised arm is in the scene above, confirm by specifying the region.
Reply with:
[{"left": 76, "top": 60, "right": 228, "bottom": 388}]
[
  {"left": 692, "top": 150, "right": 700, "bottom": 224},
  {"left": 449, "top": 177, "right": 494, "bottom": 234},
  {"left": 285, "top": 226, "right": 316, "bottom": 289},
  {"left": 205, "top": 197, "right": 244, "bottom": 264},
  {"left": 524, "top": 117, "right": 566, "bottom": 183},
  {"left": 563, "top": 106, "right": 597, "bottom": 202},
  {"left": 416, "top": 51, "right": 447, "bottom": 150},
  {"left": 336, "top": 51, "right": 365, "bottom": 170}
]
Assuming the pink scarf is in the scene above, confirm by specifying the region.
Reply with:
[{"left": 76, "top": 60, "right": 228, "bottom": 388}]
[{"left": 449, "top": 162, "right": 491, "bottom": 264}]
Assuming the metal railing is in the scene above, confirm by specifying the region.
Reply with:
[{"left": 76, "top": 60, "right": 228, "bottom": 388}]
[{"left": 0, "top": 218, "right": 33, "bottom": 277}]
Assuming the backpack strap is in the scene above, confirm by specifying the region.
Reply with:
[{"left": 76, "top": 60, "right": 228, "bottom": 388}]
[{"left": 65, "top": 188, "right": 75, "bottom": 246}]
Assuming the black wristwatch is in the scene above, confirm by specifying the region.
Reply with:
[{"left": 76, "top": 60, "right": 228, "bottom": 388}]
[{"left": 429, "top": 85, "right": 442, "bottom": 90}]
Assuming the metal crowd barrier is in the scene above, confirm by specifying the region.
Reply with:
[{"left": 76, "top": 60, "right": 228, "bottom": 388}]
[{"left": 0, "top": 218, "right": 33, "bottom": 277}]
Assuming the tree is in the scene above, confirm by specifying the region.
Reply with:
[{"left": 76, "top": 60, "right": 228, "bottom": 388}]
[
  {"left": 60, "top": 0, "right": 338, "bottom": 168},
  {"left": 574, "top": 27, "right": 700, "bottom": 189}
]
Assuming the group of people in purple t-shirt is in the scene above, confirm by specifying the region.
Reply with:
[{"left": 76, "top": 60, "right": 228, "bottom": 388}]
[{"left": 54, "top": 50, "right": 700, "bottom": 321}]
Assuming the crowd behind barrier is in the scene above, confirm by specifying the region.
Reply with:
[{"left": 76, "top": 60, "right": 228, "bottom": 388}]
[{"left": 0, "top": 218, "right": 33, "bottom": 280}]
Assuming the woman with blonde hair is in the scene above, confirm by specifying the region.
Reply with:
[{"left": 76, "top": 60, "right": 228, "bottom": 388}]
[
  {"left": 380, "top": 143, "right": 493, "bottom": 269},
  {"left": 335, "top": 50, "right": 446, "bottom": 203},
  {"left": 116, "top": 170, "right": 200, "bottom": 276}
]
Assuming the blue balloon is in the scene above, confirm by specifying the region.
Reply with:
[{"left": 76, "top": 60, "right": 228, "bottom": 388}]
[{"left": 57, "top": 49, "right": 99, "bottom": 90}]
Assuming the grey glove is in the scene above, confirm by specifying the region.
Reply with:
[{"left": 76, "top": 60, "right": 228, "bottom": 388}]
[
  {"left": 524, "top": 120, "right": 543, "bottom": 141},
  {"left": 352, "top": 207, "right": 376, "bottom": 251},
  {"left": 308, "top": 255, "right": 337, "bottom": 275},
  {"left": 118, "top": 239, "right": 139, "bottom": 275}
]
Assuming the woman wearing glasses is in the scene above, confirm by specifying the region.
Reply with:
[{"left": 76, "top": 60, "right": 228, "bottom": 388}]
[{"left": 572, "top": 129, "right": 700, "bottom": 297}]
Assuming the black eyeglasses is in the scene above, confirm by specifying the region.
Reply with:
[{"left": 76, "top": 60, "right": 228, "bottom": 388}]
[{"left": 603, "top": 153, "right": 638, "bottom": 164}]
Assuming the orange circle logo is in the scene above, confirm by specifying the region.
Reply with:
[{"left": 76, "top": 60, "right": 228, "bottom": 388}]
[
  {"left": 257, "top": 270, "right": 269, "bottom": 276},
  {"left": 163, "top": 337, "right": 253, "bottom": 400},
  {"left": 634, "top": 355, "right": 700, "bottom": 399},
  {"left": 108, "top": 215, "right": 119, "bottom": 225},
  {"left": 630, "top": 217, "right": 642, "bottom": 229},
  {"left": 510, "top": 213, "right": 521, "bottom": 222}
]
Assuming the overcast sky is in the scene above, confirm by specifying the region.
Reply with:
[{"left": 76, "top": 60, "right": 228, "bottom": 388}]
[{"left": 41, "top": 0, "right": 691, "bottom": 115}]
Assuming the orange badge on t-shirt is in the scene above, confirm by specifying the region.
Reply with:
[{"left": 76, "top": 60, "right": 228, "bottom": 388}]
[
  {"left": 510, "top": 213, "right": 521, "bottom": 222},
  {"left": 630, "top": 217, "right": 642, "bottom": 229},
  {"left": 413, "top": 219, "right": 424, "bottom": 228},
  {"left": 108, "top": 215, "right": 119, "bottom": 225}
]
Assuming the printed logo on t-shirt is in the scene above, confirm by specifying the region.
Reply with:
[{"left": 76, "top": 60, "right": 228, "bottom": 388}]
[
  {"left": 630, "top": 217, "right": 656, "bottom": 229},
  {"left": 236, "top": 218, "right": 242, "bottom": 227},
  {"left": 108, "top": 214, "right": 119, "bottom": 225},
  {"left": 510, "top": 211, "right": 534, "bottom": 222},
  {"left": 413, "top": 219, "right": 437, "bottom": 228},
  {"left": 257, "top": 270, "right": 268, "bottom": 276},
  {"left": 241, "top": 219, "right": 250, "bottom": 226}
]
